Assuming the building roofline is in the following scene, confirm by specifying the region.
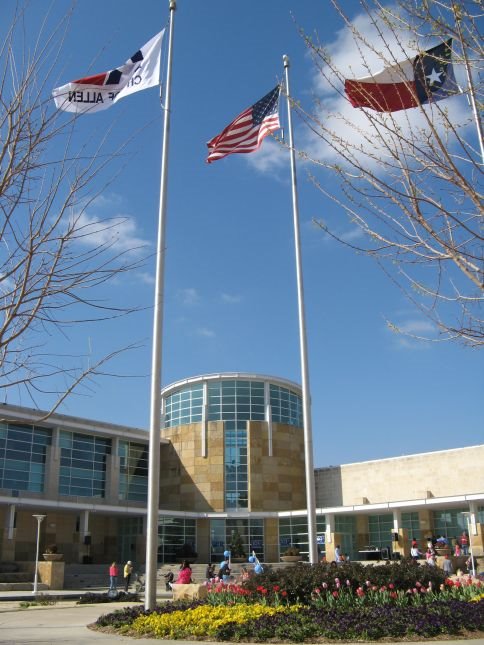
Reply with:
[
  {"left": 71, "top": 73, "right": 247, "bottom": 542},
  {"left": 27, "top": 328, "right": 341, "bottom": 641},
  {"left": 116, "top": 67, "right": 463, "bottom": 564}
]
[
  {"left": 316, "top": 444, "right": 484, "bottom": 471},
  {"left": 161, "top": 372, "right": 302, "bottom": 396},
  {"left": 0, "top": 402, "right": 158, "bottom": 442}
]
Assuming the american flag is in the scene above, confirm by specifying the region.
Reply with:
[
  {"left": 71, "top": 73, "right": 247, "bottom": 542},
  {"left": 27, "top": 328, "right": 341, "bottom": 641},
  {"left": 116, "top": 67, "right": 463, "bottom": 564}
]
[{"left": 206, "top": 85, "right": 281, "bottom": 164}]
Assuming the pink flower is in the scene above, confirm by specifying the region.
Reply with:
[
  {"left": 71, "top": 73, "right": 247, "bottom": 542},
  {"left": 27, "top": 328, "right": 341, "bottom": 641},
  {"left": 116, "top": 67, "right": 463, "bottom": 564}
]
[
  {"left": 273, "top": 585, "right": 280, "bottom": 592},
  {"left": 380, "top": 586, "right": 387, "bottom": 592},
  {"left": 388, "top": 583, "right": 395, "bottom": 590},
  {"left": 390, "top": 591, "right": 397, "bottom": 599},
  {"left": 281, "top": 590, "right": 287, "bottom": 597},
  {"left": 371, "top": 585, "right": 378, "bottom": 591},
  {"left": 336, "top": 581, "right": 341, "bottom": 589},
  {"left": 314, "top": 588, "right": 321, "bottom": 594},
  {"left": 356, "top": 587, "right": 365, "bottom": 597},
  {"left": 332, "top": 590, "right": 339, "bottom": 598},
  {"left": 416, "top": 581, "right": 421, "bottom": 588},
  {"left": 365, "top": 580, "right": 371, "bottom": 587},
  {"left": 322, "top": 582, "right": 328, "bottom": 589},
  {"left": 346, "top": 579, "right": 351, "bottom": 586}
]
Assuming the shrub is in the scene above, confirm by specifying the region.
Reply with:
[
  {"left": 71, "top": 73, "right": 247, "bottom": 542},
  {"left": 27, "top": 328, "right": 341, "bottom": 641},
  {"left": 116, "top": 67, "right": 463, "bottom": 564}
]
[{"left": 77, "top": 591, "right": 140, "bottom": 604}]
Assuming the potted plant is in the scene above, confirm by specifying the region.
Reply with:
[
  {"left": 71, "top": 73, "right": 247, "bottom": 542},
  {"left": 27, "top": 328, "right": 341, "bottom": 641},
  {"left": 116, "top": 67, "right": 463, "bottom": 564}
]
[
  {"left": 281, "top": 546, "right": 301, "bottom": 562},
  {"left": 229, "top": 530, "right": 246, "bottom": 561},
  {"left": 43, "top": 544, "right": 63, "bottom": 561}
]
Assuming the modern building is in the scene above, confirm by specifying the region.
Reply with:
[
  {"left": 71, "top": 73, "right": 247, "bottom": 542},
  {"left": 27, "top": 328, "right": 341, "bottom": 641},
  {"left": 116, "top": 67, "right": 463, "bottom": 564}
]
[{"left": 0, "top": 372, "right": 483, "bottom": 568}]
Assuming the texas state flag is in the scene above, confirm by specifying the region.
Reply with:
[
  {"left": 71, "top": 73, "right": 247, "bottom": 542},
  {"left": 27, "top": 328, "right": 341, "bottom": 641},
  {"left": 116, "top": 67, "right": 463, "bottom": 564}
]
[{"left": 345, "top": 39, "right": 460, "bottom": 112}]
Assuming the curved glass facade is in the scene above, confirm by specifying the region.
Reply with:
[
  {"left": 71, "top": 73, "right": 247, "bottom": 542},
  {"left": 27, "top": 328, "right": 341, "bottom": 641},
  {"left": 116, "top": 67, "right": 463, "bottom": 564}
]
[{"left": 163, "top": 377, "right": 302, "bottom": 428}]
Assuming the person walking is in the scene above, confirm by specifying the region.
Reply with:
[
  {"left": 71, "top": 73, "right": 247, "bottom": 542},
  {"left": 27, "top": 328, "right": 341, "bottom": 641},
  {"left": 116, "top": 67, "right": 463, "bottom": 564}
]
[
  {"left": 442, "top": 554, "right": 453, "bottom": 577},
  {"left": 410, "top": 545, "right": 422, "bottom": 561},
  {"left": 123, "top": 560, "right": 133, "bottom": 592},
  {"left": 109, "top": 561, "right": 119, "bottom": 590}
]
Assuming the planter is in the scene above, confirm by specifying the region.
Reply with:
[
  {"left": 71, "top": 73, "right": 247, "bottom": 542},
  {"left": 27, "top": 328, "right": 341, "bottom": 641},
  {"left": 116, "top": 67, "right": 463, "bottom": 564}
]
[
  {"left": 435, "top": 547, "right": 450, "bottom": 556},
  {"left": 230, "top": 557, "right": 246, "bottom": 563},
  {"left": 43, "top": 553, "right": 63, "bottom": 561},
  {"left": 281, "top": 555, "right": 300, "bottom": 562}
]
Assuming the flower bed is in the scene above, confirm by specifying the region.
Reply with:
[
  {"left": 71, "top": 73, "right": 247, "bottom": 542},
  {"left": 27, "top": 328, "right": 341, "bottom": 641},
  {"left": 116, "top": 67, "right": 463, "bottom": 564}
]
[{"left": 92, "top": 561, "right": 484, "bottom": 641}]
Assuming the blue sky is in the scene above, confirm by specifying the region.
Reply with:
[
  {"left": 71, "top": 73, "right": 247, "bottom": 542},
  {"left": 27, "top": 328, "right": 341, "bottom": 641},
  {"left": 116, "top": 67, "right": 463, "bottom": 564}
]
[{"left": 3, "top": 0, "right": 482, "bottom": 468}]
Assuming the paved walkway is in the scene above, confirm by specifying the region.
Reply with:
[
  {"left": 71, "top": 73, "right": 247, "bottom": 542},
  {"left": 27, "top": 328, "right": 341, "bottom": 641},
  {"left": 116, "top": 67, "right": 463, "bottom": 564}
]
[{"left": 0, "top": 590, "right": 483, "bottom": 645}]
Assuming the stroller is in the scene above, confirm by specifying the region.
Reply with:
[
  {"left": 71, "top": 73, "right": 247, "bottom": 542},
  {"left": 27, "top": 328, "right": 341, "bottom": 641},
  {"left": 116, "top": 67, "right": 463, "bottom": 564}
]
[
  {"left": 134, "top": 572, "right": 145, "bottom": 593},
  {"left": 163, "top": 570, "right": 174, "bottom": 591}
]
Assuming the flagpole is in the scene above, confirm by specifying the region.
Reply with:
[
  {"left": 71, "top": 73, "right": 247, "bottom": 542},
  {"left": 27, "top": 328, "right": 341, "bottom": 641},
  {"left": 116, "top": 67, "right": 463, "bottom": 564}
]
[
  {"left": 145, "top": 0, "right": 176, "bottom": 611},
  {"left": 453, "top": 5, "right": 484, "bottom": 162},
  {"left": 283, "top": 55, "right": 318, "bottom": 565}
]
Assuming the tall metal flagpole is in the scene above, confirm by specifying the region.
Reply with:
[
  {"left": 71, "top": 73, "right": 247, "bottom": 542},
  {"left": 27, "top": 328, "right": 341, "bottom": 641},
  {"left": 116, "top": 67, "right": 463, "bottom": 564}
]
[
  {"left": 145, "top": 0, "right": 176, "bottom": 611},
  {"left": 283, "top": 55, "right": 318, "bottom": 565},
  {"left": 453, "top": 6, "right": 484, "bottom": 162}
]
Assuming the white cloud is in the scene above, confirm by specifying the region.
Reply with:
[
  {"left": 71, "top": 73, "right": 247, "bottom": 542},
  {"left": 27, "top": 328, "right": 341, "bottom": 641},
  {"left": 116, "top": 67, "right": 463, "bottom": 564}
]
[
  {"left": 246, "top": 137, "right": 287, "bottom": 174},
  {"left": 178, "top": 288, "right": 200, "bottom": 306},
  {"left": 386, "top": 316, "right": 438, "bottom": 349},
  {"left": 221, "top": 292, "right": 242, "bottom": 304},
  {"left": 137, "top": 271, "right": 155, "bottom": 285},
  {"left": 300, "top": 4, "right": 472, "bottom": 169},
  {"left": 70, "top": 194, "right": 149, "bottom": 256},
  {"left": 196, "top": 327, "right": 215, "bottom": 338}
]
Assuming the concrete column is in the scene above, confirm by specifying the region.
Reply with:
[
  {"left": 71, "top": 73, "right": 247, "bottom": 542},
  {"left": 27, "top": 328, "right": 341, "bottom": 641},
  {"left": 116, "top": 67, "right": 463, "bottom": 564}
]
[
  {"left": 45, "top": 427, "right": 60, "bottom": 497},
  {"left": 201, "top": 382, "right": 207, "bottom": 458},
  {"left": 468, "top": 502, "right": 478, "bottom": 535},
  {"left": 79, "top": 510, "right": 90, "bottom": 563},
  {"left": 6, "top": 504, "right": 15, "bottom": 540},
  {"left": 1, "top": 504, "right": 16, "bottom": 561},
  {"left": 106, "top": 436, "right": 120, "bottom": 504},
  {"left": 264, "top": 382, "right": 273, "bottom": 457},
  {"left": 325, "top": 513, "right": 334, "bottom": 545},
  {"left": 264, "top": 518, "right": 279, "bottom": 563}
]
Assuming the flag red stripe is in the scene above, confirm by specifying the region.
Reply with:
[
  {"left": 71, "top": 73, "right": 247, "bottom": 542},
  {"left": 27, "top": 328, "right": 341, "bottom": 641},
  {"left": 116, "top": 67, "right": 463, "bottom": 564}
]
[
  {"left": 73, "top": 72, "right": 109, "bottom": 86},
  {"left": 345, "top": 79, "right": 419, "bottom": 112}
]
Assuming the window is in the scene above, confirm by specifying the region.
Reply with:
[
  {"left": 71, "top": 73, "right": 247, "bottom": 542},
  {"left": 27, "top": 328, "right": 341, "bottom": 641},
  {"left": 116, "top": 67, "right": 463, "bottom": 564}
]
[
  {"left": 270, "top": 385, "right": 303, "bottom": 427},
  {"left": 59, "top": 431, "right": 110, "bottom": 497},
  {"left": 368, "top": 514, "right": 393, "bottom": 550},
  {"left": 0, "top": 423, "right": 51, "bottom": 493},
  {"left": 164, "top": 384, "right": 203, "bottom": 428},
  {"left": 157, "top": 517, "right": 196, "bottom": 564},
  {"left": 119, "top": 441, "right": 148, "bottom": 501},
  {"left": 279, "top": 515, "right": 326, "bottom": 559}
]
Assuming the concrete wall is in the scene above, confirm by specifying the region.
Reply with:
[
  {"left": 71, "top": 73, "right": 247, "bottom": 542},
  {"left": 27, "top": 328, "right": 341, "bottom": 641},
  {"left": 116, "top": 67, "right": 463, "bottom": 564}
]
[{"left": 315, "top": 445, "right": 484, "bottom": 506}]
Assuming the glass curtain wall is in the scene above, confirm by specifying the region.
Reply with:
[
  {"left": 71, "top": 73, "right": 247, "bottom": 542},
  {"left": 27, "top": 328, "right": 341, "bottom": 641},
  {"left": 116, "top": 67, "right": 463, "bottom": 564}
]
[
  {"left": 402, "top": 511, "right": 421, "bottom": 546},
  {"left": 157, "top": 517, "right": 196, "bottom": 563},
  {"left": 118, "top": 441, "right": 148, "bottom": 502},
  {"left": 279, "top": 515, "right": 326, "bottom": 560},
  {"left": 0, "top": 422, "right": 51, "bottom": 492},
  {"left": 208, "top": 380, "right": 265, "bottom": 510},
  {"left": 117, "top": 516, "right": 144, "bottom": 564},
  {"left": 210, "top": 518, "right": 265, "bottom": 563},
  {"left": 368, "top": 514, "right": 393, "bottom": 551},
  {"left": 432, "top": 509, "right": 475, "bottom": 541},
  {"left": 334, "top": 515, "right": 357, "bottom": 560},
  {"left": 59, "top": 431, "right": 111, "bottom": 497}
]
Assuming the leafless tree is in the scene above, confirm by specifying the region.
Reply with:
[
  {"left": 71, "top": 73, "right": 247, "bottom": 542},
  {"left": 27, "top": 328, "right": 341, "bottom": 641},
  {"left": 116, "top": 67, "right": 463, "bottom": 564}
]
[
  {"left": 0, "top": 6, "right": 147, "bottom": 412},
  {"left": 296, "top": 0, "right": 482, "bottom": 346}
]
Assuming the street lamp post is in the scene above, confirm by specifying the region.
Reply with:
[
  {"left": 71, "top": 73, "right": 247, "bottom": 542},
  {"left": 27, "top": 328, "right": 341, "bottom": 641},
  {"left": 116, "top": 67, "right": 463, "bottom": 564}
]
[
  {"left": 461, "top": 512, "right": 476, "bottom": 577},
  {"left": 32, "top": 514, "right": 46, "bottom": 594}
]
